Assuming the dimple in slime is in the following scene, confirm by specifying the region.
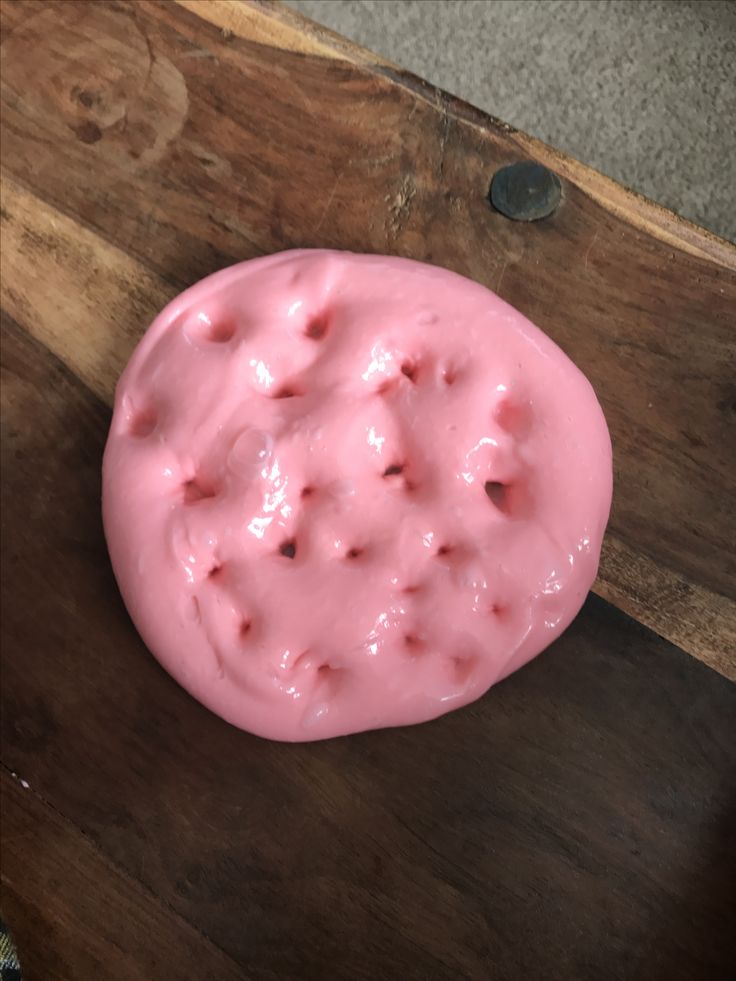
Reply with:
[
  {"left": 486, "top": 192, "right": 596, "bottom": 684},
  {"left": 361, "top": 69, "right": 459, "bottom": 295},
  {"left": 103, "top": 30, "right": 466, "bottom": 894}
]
[{"left": 103, "top": 251, "right": 612, "bottom": 741}]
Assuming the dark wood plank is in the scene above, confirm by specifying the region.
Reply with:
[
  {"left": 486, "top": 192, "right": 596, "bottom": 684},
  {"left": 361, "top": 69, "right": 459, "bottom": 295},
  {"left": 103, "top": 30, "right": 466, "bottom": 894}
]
[
  {"left": 2, "top": 316, "right": 735, "bottom": 980},
  {"left": 1, "top": 0, "right": 734, "bottom": 671},
  {"left": 0, "top": 770, "right": 247, "bottom": 981}
]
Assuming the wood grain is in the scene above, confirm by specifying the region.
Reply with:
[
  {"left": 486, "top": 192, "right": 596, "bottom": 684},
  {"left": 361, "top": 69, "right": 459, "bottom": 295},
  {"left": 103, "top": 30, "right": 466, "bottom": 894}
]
[
  {"left": 193, "top": 0, "right": 735, "bottom": 269},
  {"left": 178, "top": 0, "right": 360, "bottom": 62},
  {"left": 2, "top": 317, "right": 735, "bottom": 979},
  {"left": 1, "top": 2, "right": 735, "bottom": 978},
  {"left": 0, "top": 769, "right": 247, "bottom": 981}
]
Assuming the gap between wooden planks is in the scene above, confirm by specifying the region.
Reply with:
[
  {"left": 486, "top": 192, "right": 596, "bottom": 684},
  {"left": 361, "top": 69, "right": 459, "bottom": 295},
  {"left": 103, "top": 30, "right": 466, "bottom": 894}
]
[{"left": 1, "top": 175, "right": 734, "bottom": 679}]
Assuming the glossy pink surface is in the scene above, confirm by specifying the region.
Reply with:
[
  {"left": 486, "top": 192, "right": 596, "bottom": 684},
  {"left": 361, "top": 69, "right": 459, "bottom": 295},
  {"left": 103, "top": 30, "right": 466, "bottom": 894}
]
[{"left": 103, "top": 250, "right": 612, "bottom": 741}]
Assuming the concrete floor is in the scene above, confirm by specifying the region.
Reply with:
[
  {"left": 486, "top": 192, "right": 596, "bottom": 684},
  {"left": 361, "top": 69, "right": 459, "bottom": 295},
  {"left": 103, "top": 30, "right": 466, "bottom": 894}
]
[{"left": 288, "top": 0, "right": 736, "bottom": 241}]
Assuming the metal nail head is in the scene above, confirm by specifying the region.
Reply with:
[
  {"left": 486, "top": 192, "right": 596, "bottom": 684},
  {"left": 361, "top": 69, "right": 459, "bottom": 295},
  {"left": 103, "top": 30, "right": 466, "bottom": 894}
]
[{"left": 490, "top": 161, "right": 561, "bottom": 221}]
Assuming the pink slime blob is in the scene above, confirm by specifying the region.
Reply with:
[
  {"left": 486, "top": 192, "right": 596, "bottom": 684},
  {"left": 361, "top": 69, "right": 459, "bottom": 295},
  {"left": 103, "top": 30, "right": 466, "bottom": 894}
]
[{"left": 103, "top": 250, "right": 612, "bottom": 741}]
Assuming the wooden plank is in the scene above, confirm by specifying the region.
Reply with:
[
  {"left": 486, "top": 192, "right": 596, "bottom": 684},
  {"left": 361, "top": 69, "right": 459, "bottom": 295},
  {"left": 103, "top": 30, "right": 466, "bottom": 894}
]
[
  {"left": 1, "top": 0, "right": 735, "bottom": 671},
  {"left": 2, "top": 316, "right": 735, "bottom": 980},
  {"left": 0, "top": 176, "right": 172, "bottom": 403},
  {"left": 0, "top": 770, "right": 247, "bottom": 981}
]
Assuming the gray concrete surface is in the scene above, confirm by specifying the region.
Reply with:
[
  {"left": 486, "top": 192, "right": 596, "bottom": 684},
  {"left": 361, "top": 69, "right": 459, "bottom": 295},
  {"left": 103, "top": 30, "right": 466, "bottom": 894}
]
[{"left": 288, "top": 0, "right": 736, "bottom": 241}]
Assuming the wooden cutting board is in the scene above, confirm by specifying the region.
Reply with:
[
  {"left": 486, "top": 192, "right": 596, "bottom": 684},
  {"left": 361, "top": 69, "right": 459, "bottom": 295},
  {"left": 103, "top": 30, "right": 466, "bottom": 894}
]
[{"left": 1, "top": 2, "right": 734, "bottom": 979}]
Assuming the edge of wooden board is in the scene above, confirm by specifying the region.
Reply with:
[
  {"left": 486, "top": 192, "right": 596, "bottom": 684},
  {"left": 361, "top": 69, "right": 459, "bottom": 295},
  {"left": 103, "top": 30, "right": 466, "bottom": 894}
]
[
  {"left": 176, "top": 0, "right": 735, "bottom": 270},
  {"left": 595, "top": 537, "right": 735, "bottom": 682},
  {"left": 177, "top": 0, "right": 392, "bottom": 63},
  {"left": 1, "top": 176, "right": 733, "bottom": 681}
]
